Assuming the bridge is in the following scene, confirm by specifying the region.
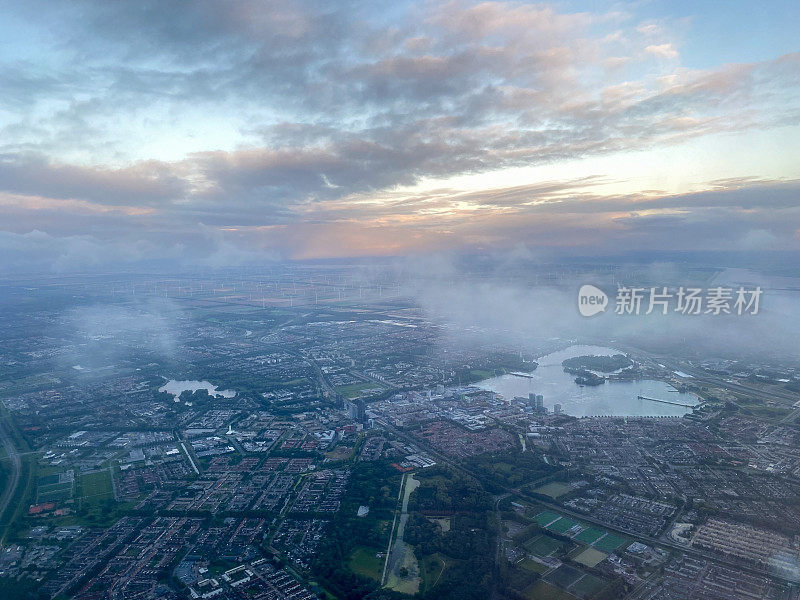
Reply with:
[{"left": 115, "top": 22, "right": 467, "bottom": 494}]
[{"left": 637, "top": 395, "right": 696, "bottom": 408}]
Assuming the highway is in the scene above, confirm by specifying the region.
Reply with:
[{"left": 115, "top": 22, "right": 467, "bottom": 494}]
[{"left": 0, "top": 409, "right": 22, "bottom": 545}]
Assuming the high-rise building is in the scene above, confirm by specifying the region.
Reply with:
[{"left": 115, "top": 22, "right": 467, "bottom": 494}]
[
  {"left": 344, "top": 399, "right": 359, "bottom": 421},
  {"left": 530, "top": 393, "right": 544, "bottom": 412},
  {"left": 356, "top": 398, "right": 366, "bottom": 423}
]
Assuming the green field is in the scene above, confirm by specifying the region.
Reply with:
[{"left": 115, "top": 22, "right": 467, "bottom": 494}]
[
  {"left": 347, "top": 546, "right": 383, "bottom": 581},
  {"left": 534, "top": 481, "right": 572, "bottom": 498},
  {"left": 546, "top": 564, "right": 582, "bottom": 589},
  {"left": 533, "top": 510, "right": 561, "bottom": 527},
  {"left": 38, "top": 474, "right": 60, "bottom": 486},
  {"left": 469, "top": 369, "right": 494, "bottom": 380},
  {"left": 80, "top": 470, "right": 113, "bottom": 502},
  {"left": 37, "top": 481, "right": 73, "bottom": 503},
  {"left": 524, "top": 534, "right": 567, "bottom": 557},
  {"left": 518, "top": 557, "right": 549, "bottom": 574},
  {"left": 593, "top": 533, "right": 627, "bottom": 552},
  {"left": 548, "top": 517, "right": 580, "bottom": 534},
  {"left": 571, "top": 573, "right": 607, "bottom": 598},
  {"left": 574, "top": 527, "right": 604, "bottom": 544},
  {"left": 573, "top": 548, "right": 607, "bottom": 568},
  {"left": 419, "top": 553, "right": 448, "bottom": 593},
  {"left": 523, "top": 580, "right": 576, "bottom": 600}
]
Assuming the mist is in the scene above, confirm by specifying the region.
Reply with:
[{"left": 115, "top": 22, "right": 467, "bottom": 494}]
[
  {"left": 57, "top": 298, "right": 186, "bottom": 373},
  {"left": 392, "top": 252, "right": 800, "bottom": 364}
]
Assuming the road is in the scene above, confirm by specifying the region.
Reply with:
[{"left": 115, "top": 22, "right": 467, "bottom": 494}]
[
  {"left": 174, "top": 430, "right": 200, "bottom": 475},
  {"left": 0, "top": 410, "right": 22, "bottom": 545},
  {"left": 381, "top": 472, "right": 407, "bottom": 585},
  {"left": 383, "top": 472, "right": 421, "bottom": 593}
]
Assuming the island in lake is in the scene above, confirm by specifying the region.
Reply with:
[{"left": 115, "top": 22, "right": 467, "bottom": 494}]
[
  {"left": 562, "top": 354, "right": 633, "bottom": 386},
  {"left": 562, "top": 353, "right": 633, "bottom": 373}
]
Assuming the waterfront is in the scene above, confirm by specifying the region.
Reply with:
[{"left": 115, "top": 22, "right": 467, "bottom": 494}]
[
  {"left": 477, "top": 345, "right": 699, "bottom": 417},
  {"left": 158, "top": 379, "right": 236, "bottom": 399}
]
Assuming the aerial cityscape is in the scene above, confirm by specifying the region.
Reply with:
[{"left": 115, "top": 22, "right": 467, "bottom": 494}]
[
  {"left": 1, "top": 264, "right": 799, "bottom": 600},
  {"left": 1, "top": 1, "right": 799, "bottom": 600}
]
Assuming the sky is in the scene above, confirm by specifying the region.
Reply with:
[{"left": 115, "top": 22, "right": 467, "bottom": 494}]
[{"left": 0, "top": 0, "right": 799, "bottom": 271}]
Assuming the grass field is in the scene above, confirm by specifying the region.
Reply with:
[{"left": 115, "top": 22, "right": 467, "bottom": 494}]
[
  {"left": 518, "top": 557, "right": 549, "bottom": 574},
  {"left": 36, "top": 481, "right": 73, "bottom": 503},
  {"left": 325, "top": 446, "right": 353, "bottom": 461},
  {"left": 38, "top": 474, "right": 60, "bottom": 486},
  {"left": 574, "top": 527, "right": 604, "bottom": 544},
  {"left": 593, "top": 533, "right": 627, "bottom": 552},
  {"left": 548, "top": 517, "right": 580, "bottom": 534},
  {"left": 534, "top": 481, "right": 572, "bottom": 498},
  {"left": 571, "top": 574, "right": 607, "bottom": 598},
  {"left": 470, "top": 369, "right": 494, "bottom": 380},
  {"left": 336, "top": 382, "right": 386, "bottom": 399},
  {"left": 419, "top": 553, "right": 448, "bottom": 593},
  {"left": 347, "top": 546, "right": 383, "bottom": 581},
  {"left": 80, "top": 470, "right": 113, "bottom": 502},
  {"left": 533, "top": 510, "right": 562, "bottom": 527},
  {"left": 545, "top": 564, "right": 582, "bottom": 589},
  {"left": 523, "top": 580, "right": 576, "bottom": 600},
  {"left": 508, "top": 567, "right": 539, "bottom": 593},
  {"left": 524, "top": 535, "right": 567, "bottom": 557},
  {"left": 573, "top": 548, "right": 607, "bottom": 568}
]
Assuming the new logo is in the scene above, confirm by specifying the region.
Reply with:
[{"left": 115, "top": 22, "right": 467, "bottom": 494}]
[{"left": 578, "top": 284, "right": 608, "bottom": 317}]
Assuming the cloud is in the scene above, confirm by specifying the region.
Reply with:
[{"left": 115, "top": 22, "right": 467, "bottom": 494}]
[
  {"left": 645, "top": 43, "right": 679, "bottom": 60},
  {"left": 59, "top": 300, "right": 186, "bottom": 372},
  {"left": 0, "top": 154, "right": 189, "bottom": 206},
  {"left": 0, "top": 1, "right": 798, "bottom": 264},
  {"left": 406, "top": 255, "right": 800, "bottom": 362}
]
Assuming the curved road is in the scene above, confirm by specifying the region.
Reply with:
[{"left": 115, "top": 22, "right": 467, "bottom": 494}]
[{"left": 0, "top": 412, "right": 22, "bottom": 545}]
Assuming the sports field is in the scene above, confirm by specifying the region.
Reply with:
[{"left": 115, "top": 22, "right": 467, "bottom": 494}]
[
  {"left": 549, "top": 517, "right": 580, "bottom": 534},
  {"left": 80, "top": 470, "right": 113, "bottom": 501},
  {"left": 522, "top": 580, "right": 575, "bottom": 600},
  {"left": 574, "top": 527, "right": 604, "bottom": 544},
  {"left": 524, "top": 534, "right": 567, "bottom": 557},
  {"left": 593, "top": 533, "right": 627, "bottom": 552},
  {"left": 574, "top": 548, "right": 607, "bottom": 568},
  {"left": 546, "top": 564, "right": 582, "bottom": 589},
  {"left": 518, "top": 557, "right": 549, "bottom": 574},
  {"left": 533, "top": 510, "right": 561, "bottom": 527},
  {"left": 571, "top": 573, "right": 607, "bottom": 597}
]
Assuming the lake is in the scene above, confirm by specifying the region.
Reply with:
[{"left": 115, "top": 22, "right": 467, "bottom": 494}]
[
  {"left": 159, "top": 379, "right": 236, "bottom": 399},
  {"left": 476, "top": 345, "right": 699, "bottom": 417}
]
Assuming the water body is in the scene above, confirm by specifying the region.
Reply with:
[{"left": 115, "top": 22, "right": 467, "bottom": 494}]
[
  {"left": 477, "top": 345, "right": 699, "bottom": 417},
  {"left": 159, "top": 379, "right": 236, "bottom": 399}
]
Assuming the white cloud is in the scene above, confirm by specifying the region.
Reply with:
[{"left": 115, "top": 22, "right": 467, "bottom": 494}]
[{"left": 646, "top": 43, "right": 679, "bottom": 59}]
